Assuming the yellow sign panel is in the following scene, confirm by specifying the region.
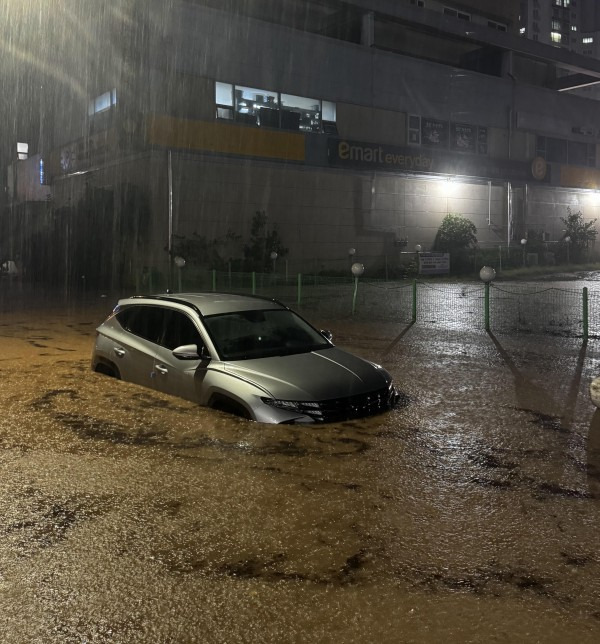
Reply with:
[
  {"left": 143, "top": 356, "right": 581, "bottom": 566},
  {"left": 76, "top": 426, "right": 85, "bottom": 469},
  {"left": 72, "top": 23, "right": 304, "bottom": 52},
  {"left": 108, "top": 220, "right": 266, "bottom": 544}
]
[
  {"left": 146, "top": 115, "right": 305, "bottom": 161},
  {"left": 560, "top": 164, "right": 600, "bottom": 190}
]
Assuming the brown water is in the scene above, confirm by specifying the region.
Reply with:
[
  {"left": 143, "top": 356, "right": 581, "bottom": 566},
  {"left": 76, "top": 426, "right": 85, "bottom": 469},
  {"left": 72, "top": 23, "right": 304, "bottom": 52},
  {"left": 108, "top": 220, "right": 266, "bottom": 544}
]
[{"left": 0, "top": 303, "right": 599, "bottom": 642}]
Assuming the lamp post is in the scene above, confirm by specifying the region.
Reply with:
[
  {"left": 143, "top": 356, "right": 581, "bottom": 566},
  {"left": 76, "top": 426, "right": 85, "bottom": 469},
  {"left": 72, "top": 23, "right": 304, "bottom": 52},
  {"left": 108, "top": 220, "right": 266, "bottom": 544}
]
[
  {"left": 565, "top": 236, "right": 571, "bottom": 264},
  {"left": 174, "top": 255, "right": 185, "bottom": 292},
  {"left": 479, "top": 265, "right": 496, "bottom": 332},
  {"left": 348, "top": 247, "right": 356, "bottom": 269},
  {"left": 270, "top": 251, "right": 278, "bottom": 273},
  {"left": 351, "top": 262, "right": 364, "bottom": 315},
  {"left": 521, "top": 238, "right": 527, "bottom": 266}
]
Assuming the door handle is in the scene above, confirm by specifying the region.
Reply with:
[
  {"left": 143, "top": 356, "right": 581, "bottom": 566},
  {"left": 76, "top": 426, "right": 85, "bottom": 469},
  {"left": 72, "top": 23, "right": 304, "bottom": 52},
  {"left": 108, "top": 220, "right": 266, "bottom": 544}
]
[
  {"left": 155, "top": 364, "right": 168, "bottom": 375},
  {"left": 113, "top": 347, "right": 125, "bottom": 358}
]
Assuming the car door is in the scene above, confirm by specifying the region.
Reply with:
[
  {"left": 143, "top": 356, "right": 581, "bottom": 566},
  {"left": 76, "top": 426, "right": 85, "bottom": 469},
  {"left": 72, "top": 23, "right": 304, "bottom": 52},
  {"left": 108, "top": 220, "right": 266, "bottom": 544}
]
[
  {"left": 151, "top": 309, "right": 211, "bottom": 403},
  {"left": 113, "top": 305, "right": 165, "bottom": 388}
]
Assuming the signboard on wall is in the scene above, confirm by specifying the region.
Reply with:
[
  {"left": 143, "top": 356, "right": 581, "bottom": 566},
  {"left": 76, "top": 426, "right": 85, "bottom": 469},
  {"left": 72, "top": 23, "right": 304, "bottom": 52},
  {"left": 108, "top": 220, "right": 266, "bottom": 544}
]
[
  {"left": 450, "top": 123, "right": 476, "bottom": 153},
  {"left": 326, "top": 138, "right": 534, "bottom": 181},
  {"left": 418, "top": 252, "right": 450, "bottom": 275},
  {"left": 421, "top": 118, "right": 449, "bottom": 147}
]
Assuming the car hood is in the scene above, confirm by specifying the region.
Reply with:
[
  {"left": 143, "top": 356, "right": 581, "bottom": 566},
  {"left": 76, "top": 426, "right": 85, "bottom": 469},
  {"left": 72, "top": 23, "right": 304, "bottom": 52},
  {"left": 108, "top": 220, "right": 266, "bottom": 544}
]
[{"left": 222, "top": 347, "right": 390, "bottom": 400}]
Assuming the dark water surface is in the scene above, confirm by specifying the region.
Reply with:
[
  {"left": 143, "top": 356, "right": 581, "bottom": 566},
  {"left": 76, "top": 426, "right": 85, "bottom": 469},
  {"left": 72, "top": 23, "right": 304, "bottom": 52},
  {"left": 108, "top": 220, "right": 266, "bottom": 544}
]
[{"left": 0, "top": 297, "right": 599, "bottom": 642}]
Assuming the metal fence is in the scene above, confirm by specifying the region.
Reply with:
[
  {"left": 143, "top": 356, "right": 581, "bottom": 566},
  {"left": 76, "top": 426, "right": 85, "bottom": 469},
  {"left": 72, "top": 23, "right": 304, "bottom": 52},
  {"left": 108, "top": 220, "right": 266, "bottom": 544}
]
[{"left": 160, "top": 269, "right": 599, "bottom": 340}]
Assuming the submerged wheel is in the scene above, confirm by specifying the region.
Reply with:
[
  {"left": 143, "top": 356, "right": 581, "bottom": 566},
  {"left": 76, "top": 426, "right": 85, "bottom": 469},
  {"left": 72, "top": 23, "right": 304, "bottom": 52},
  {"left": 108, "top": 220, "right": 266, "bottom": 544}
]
[
  {"left": 94, "top": 362, "right": 121, "bottom": 380},
  {"left": 209, "top": 394, "right": 251, "bottom": 420}
]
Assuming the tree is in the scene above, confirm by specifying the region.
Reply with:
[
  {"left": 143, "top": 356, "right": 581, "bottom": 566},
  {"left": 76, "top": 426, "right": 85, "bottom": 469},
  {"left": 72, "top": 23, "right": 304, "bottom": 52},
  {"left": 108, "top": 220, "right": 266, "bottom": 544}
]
[
  {"left": 432, "top": 213, "right": 477, "bottom": 253},
  {"left": 560, "top": 207, "right": 597, "bottom": 263},
  {"left": 243, "top": 210, "right": 288, "bottom": 272}
]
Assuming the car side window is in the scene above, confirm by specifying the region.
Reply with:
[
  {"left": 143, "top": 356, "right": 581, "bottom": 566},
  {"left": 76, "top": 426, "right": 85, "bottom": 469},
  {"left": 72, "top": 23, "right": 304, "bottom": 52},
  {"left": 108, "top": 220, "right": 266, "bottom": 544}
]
[
  {"left": 117, "top": 305, "right": 166, "bottom": 345},
  {"left": 161, "top": 309, "right": 204, "bottom": 351}
]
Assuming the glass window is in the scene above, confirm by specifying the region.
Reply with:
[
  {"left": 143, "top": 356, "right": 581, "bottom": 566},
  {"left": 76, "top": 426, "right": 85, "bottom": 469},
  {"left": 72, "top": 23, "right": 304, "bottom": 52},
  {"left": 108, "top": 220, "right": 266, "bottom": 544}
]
[
  {"left": 118, "top": 306, "right": 165, "bottom": 345},
  {"left": 322, "top": 101, "right": 336, "bottom": 122},
  {"left": 583, "top": 36, "right": 594, "bottom": 44},
  {"left": 281, "top": 94, "right": 321, "bottom": 132},
  {"left": 203, "top": 309, "right": 329, "bottom": 361},
  {"left": 88, "top": 88, "right": 117, "bottom": 116},
  {"left": 17, "top": 142, "right": 28, "bottom": 160},
  {"left": 546, "top": 137, "right": 568, "bottom": 163},
  {"left": 162, "top": 310, "right": 203, "bottom": 350},
  {"left": 568, "top": 141, "right": 588, "bottom": 166},
  {"left": 216, "top": 82, "right": 233, "bottom": 106},
  {"left": 215, "top": 82, "right": 336, "bottom": 132},
  {"left": 551, "top": 31, "right": 562, "bottom": 43},
  {"left": 234, "top": 86, "right": 278, "bottom": 126}
]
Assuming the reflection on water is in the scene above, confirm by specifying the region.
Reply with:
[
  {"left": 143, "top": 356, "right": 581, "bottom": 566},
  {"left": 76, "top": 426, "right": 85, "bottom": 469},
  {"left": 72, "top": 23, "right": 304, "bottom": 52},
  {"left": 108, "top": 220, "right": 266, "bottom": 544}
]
[{"left": 0, "top": 307, "right": 599, "bottom": 642}]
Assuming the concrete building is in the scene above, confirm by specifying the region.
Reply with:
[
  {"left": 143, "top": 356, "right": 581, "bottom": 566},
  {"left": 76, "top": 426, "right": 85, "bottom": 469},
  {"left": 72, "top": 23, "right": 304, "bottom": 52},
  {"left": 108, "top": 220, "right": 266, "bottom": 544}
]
[{"left": 5, "top": 0, "right": 600, "bottom": 289}]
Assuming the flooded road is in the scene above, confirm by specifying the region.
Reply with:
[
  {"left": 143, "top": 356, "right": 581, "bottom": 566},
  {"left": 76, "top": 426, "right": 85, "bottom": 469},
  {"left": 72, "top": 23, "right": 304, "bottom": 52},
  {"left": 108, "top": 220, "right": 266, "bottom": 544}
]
[{"left": 0, "top": 299, "right": 599, "bottom": 642}]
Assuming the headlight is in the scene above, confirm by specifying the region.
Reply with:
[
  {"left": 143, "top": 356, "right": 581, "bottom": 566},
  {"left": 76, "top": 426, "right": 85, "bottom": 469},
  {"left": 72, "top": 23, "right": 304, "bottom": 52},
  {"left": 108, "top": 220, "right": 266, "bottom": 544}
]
[
  {"left": 261, "top": 397, "right": 301, "bottom": 412},
  {"left": 261, "top": 398, "right": 322, "bottom": 414}
]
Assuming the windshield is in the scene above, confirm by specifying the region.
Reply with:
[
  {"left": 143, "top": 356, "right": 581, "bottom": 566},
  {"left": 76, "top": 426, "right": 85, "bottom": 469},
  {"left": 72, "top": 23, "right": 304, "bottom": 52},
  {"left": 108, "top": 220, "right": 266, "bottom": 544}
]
[{"left": 203, "top": 308, "right": 331, "bottom": 360}]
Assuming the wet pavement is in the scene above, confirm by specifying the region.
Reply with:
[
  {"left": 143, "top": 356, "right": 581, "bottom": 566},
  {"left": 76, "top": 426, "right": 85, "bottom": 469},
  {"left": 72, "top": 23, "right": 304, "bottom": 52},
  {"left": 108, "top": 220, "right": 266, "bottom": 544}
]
[{"left": 0, "top": 298, "right": 600, "bottom": 642}]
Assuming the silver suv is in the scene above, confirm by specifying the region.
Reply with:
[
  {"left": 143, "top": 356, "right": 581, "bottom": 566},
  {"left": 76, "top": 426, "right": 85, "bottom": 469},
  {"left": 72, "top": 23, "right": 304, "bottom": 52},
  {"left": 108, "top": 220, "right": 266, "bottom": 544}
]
[{"left": 92, "top": 293, "right": 398, "bottom": 424}]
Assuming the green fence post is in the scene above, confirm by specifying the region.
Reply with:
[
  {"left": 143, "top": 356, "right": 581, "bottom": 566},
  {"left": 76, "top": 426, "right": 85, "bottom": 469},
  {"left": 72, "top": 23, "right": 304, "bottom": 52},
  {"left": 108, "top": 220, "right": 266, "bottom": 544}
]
[
  {"left": 484, "top": 282, "right": 490, "bottom": 332},
  {"left": 583, "top": 286, "right": 589, "bottom": 342},
  {"left": 412, "top": 279, "right": 417, "bottom": 323},
  {"left": 297, "top": 273, "right": 302, "bottom": 306},
  {"left": 252, "top": 271, "right": 256, "bottom": 295}
]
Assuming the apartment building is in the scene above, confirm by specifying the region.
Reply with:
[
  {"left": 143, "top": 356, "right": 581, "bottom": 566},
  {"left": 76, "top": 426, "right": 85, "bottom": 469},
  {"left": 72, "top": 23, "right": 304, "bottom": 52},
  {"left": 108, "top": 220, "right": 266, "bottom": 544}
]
[{"left": 5, "top": 0, "right": 600, "bottom": 288}]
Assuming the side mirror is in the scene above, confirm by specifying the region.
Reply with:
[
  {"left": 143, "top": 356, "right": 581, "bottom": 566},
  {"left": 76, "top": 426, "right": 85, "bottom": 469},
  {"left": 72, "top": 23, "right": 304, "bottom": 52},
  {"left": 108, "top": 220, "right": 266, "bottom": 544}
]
[
  {"left": 173, "top": 343, "right": 211, "bottom": 361},
  {"left": 320, "top": 329, "right": 333, "bottom": 342}
]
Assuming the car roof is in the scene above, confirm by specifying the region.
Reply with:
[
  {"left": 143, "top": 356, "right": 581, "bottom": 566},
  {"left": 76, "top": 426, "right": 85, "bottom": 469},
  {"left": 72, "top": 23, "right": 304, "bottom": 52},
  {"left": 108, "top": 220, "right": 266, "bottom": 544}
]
[{"left": 118, "top": 292, "right": 288, "bottom": 317}]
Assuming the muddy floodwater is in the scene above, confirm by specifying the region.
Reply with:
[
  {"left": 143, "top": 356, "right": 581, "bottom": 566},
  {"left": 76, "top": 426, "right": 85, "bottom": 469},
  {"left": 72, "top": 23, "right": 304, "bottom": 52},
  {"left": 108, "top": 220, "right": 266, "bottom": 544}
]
[{"left": 0, "top": 297, "right": 600, "bottom": 643}]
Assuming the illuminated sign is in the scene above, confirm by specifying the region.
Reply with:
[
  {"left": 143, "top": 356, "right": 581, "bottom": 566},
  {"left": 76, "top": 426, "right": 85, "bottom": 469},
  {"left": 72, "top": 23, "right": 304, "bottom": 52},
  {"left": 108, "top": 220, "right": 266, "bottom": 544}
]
[{"left": 330, "top": 139, "right": 434, "bottom": 171}]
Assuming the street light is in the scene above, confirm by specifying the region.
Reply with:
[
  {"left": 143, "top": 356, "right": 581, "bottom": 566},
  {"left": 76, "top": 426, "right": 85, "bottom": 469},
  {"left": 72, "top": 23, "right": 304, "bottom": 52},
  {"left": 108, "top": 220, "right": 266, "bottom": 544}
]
[
  {"left": 565, "top": 236, "right": 571, "bottom": 264},
  {"left": 521, "top": 238, "right": 527, "bottom": 266},
  {"left": 351, "top": 261, "right": 364, "bottom": 315},
  {"left": 270, "top": 250, "right": 278, "bottom": 272},
  {"left": 479, "top": 266, "right": 496, "bottom": 283},
  {"left": 174, "top": 255, "right": 185, "bottom": 292},
  {"left": 480, "top": 265, "right": 496, "bottom": 332}
]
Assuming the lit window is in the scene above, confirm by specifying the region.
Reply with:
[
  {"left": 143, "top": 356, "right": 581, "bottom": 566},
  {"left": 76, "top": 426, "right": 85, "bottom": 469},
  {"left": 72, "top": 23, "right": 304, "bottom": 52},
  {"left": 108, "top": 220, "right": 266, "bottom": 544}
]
[
  {"left": 322, "top": 101, "right": 336, "bottom": 122},
  {"left": 215, "top": 82, "right": 234, "bottom": 120},
  {"left": 552, "top": 20, "right": 561, "bottom": 30},
  {"left": 583, "top": 36, "right": 594, "bottom": 44},
  {"left": 551, "top": 32, "right": 562, "bottom": 43},
  {"left": 88, "top": 89, "right": 117, "bottom": 116},
  {"left": 215, "top": 82, "right": 336, "bottom": 132},
  {"left": 17, "top": 142, "right": 28, "bottom": 160},
  {"left": 281, "top": 94, "right": 320, "bottom": 132},
  {"left": 571, "top": 25, "right": 577, "bottom": 31},
  {"left": 520, "top": 27, "right": 526, "bottom": 35},
  {"left": 234, "top": 86, "right": 278, "bottom": 126},
  {"left": 215, "top": 82, "right": 233, "bottom": 106}
]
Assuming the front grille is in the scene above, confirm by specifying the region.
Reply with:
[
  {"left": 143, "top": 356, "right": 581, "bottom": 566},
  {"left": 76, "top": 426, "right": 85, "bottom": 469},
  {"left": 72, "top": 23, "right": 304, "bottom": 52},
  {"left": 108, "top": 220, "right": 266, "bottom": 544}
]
[{"left": 298, "top": 385, "right": 397, "bottom": 423}]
